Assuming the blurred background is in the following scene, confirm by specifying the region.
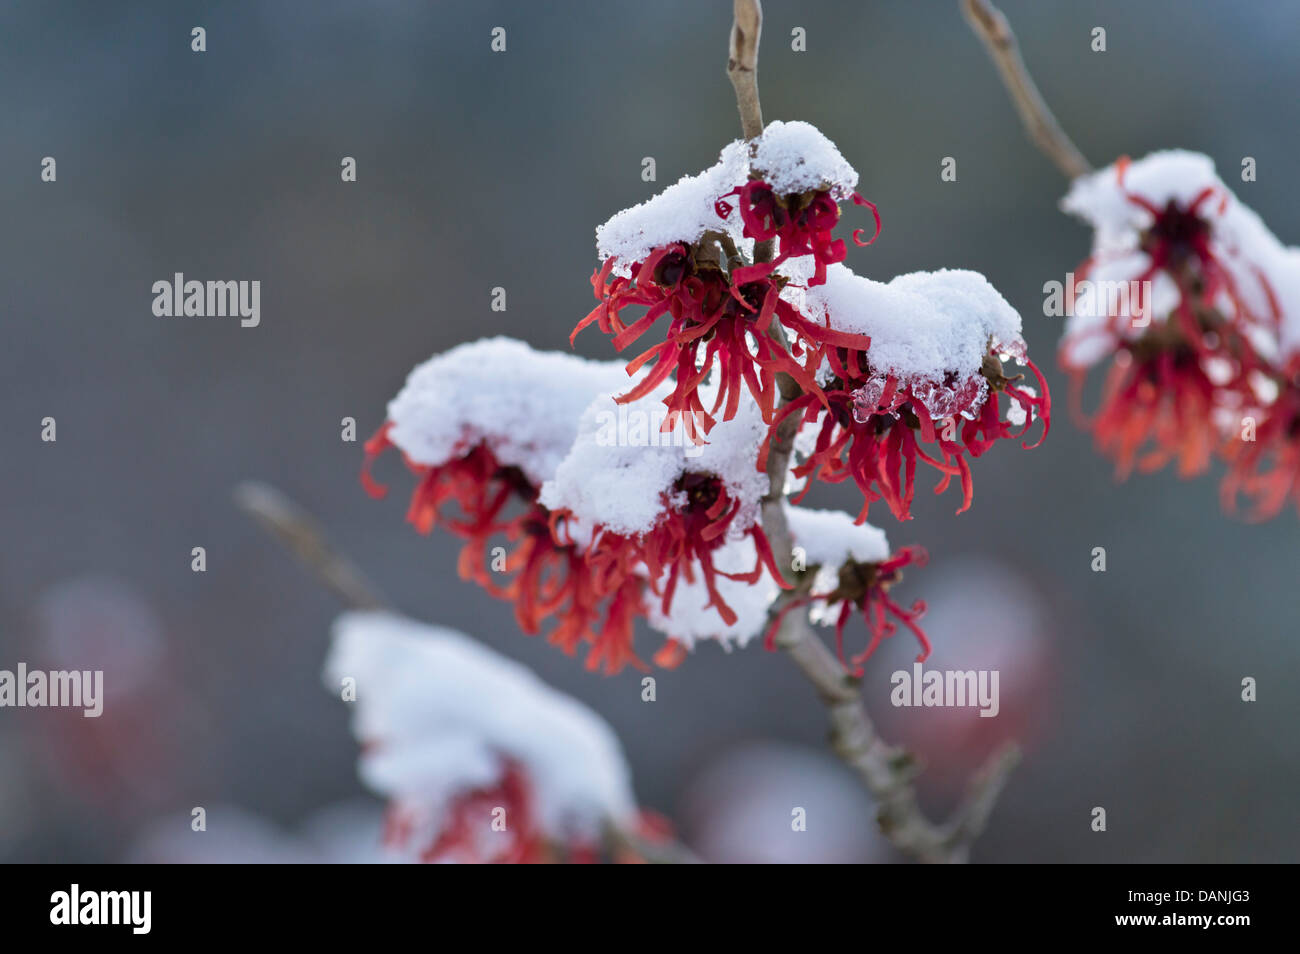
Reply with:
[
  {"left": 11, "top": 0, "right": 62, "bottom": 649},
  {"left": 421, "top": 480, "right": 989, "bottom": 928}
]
[{"left": 1, "top": 0, "right": 1297, "bottom": 863}]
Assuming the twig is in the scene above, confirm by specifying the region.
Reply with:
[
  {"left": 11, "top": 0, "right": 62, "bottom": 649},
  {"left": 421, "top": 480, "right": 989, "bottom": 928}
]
[
  {"left": 729, "top": 0, "right": 775, "bottom": 263},
  {"left": 730, "top": 11, "right": 1019, "bottom": 863},
  {"left": 960, "top": 0, "right": 1091, "bottom": 180},
  {"left": 941, "top": 742, "right": 1022, "bottom": 861},
  {"left": 763, "top": 439, "right": 1020, "bottom": 862},
  {"left": 234, "top": 480, "right": 391, "bottom": 611},
  {"left": 727, "top": 0, "right": 764, "bottom": 140}
]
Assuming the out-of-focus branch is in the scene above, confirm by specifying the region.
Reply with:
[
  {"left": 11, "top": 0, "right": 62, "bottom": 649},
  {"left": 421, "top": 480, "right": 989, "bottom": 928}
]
[
  {"left": 960, "top": 0, "right": 1091, "bottom": 180},
  {"left": 234, "top": 480, "right": 391, "bottom": 611},
  {"left": 727, "top": 0, "right": 764, "bottom": 140}
]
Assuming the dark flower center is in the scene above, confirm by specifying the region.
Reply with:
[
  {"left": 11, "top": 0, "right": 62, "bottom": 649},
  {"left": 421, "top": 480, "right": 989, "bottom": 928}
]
[
  {"left": 746, "top": 182, "right": 788, "bottom": 230},
  {"left": 829, "top": 559, "right": 891, "bottom": 605},
  {"left": 654, "top": 249, "right": 691, "bottom": 287},
  {"left": 494, "top": 465, "right": 537, "bottom": 501},
  {"left": 676, "top": 473, "right": 728, "bottom": 527},
  {"left": 1144, "top": 200, "right": 1209, "bottom": 265},
  {"left": 724, "top": 281, "right": 768, "bottom": 321},
  {"left": 675, "top": 472, "right": 723, "bottom": 515}
]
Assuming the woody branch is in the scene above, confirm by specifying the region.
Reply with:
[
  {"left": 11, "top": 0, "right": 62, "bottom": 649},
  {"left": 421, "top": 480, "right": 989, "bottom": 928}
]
[
  {"left": 727, "top": 0, "right": 764, "bottom": 140},
  {"left": 960, "top": 0, "right": 1091, "bottom": 180},
  {"left": 734, "top": 0, "right": 1020, "bottom": 863}
]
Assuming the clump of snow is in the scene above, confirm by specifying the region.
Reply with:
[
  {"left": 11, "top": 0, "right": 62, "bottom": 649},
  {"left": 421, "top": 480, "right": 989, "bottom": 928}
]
[
  {"left": 385, "top": 337, "right": 629, "bottom": 486},
  {"left": 539, "top": 384, "right": 770, "bottom": 538},
  {"left": 325, "top": 610, "right": 637, "bottom": 842},
  {"left": 595, "top": 121, "right": 859, "bottom": 272},
  {"left": 795, "top": 263, "right": 1024, "bottom": 418},
  {"left": 643, "top": 537, "right": 778, "bottom": 650},
  {"left": 786, "top": 504, "right": 891, "bottom": 568},
  {"left": 1005, "top": 386, "right": 1037, "bottom": 428},
  {"left": 786, "top": 505, "right": 896, "bottom": 628},
  {"left": 750, "top": 120, "right": 859, "bottom": 199},
  {"left": 1062, "top": 151, "right": 1283, "bottom": 261},
  {"left": 596, "top": 140, "right": 750, "bottom": 270}
]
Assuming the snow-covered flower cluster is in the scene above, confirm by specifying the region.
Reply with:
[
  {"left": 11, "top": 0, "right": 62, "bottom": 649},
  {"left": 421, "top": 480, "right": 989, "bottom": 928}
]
[
  {"left": 1060, "top": 150, "right": 1300, "bottom": 518},
  {"left": 362, "top": 339, "right": 787, "bottom": 671},
  {"left": 777, "top": 506, "right": 930, "bottom": 672},
  {"left": 576, "top": 120, "right": 1048, "bottom": 522},
  {"left": 573, "top": 123, "right": 874, "bottom": 439},
  {"left": 362, "top": 122, "right": 1048, "bottom": 672},
  {"left": 773, "top": 264, "right": 1048, "bottom": 521},
  {"left": 539, "top": 383, "right": 785, "bottom": 668},
  {"left": 324, "top": 611, "right": 661, "bottom": 863}
]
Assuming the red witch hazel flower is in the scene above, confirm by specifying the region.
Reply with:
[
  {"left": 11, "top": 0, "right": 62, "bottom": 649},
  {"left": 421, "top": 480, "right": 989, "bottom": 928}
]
[
  {"left": 1221, "top": 359, "right": 1300, "bottom": 520},
  {"left": 765, "top": 506, "right": 931, "bottom": 674},
  {"left": 539, "top": 384, "right": 787, "bottom": 664},
  {"left": 573, "top": 121, "right": 877, "bottom": 437},
  {"left": 721, "top": 119, "right": 881, "bottom": 287},
  {"left": 765, "top": 264, "right": 1049, "bottom": 522},
  {"left": 1058, "top": 151, "right": 1286, "bottom": 479},
  {"left": 360, "top": 338, "right": 653, "bottom": 671},
  {"left": 485, "top": 510, "right": 649, "bottom": 674},
  {"left": 326, "top": 611, "right": 667, "bottom": 863},
  {"left": 361, "top": 337, "right": 627, "bottom": 560},
  {"left": 640, "top": 533, "right": 782, "bottom": 666},
  {"left": 390, "top": 760, "right": 546, "bottom": 864},
  {"left": 1223, "top": 251, "right": 1300, "bottom": 518}
]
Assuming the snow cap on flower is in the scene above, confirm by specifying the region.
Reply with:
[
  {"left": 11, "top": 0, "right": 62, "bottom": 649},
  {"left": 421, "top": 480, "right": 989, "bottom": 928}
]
[
  {"left": 596, "top": 141, "right": 750, "bottom": 273},
  {"left": 750, "top": 120, "right": 859, "bottom": 199},
  {"left": 325, "top": 611, "right": 637, "bottom": 850},
  {"left": 798, "top": 263, "right": 1026, "bottom": 419},
  {"left": 1061, "top": 150, "right": 1282, "bottom": 258},
  {"left": 786, "top": 503, "right": 892, "bottom": 568},
  {"left": 780, "top": 504, "right": 929, "bottom": 668},
  {"left": 540, "top": 384, "right": 770, "bottom": 538},
  {"left": 383, "top": 337, "right": 629, "bottom": 486},
  {"left": 787, "top": 503, "right": 892, "bottom": 611},
  {"left": 594, "top": 121, "right": 859, "bottom": 275}
]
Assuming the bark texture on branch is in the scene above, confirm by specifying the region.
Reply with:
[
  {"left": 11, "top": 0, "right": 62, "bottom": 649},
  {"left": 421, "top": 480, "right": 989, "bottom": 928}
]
[{"left": 728, "top": 0, "right": 765, "bottom": 140}]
